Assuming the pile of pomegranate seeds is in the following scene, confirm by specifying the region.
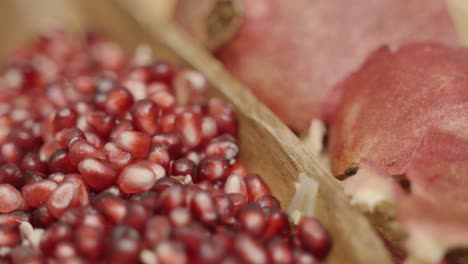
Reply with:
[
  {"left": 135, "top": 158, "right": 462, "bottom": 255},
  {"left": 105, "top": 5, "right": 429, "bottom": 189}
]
[{"left": 0, "top": 30, "right": 331, "bottom": 263}]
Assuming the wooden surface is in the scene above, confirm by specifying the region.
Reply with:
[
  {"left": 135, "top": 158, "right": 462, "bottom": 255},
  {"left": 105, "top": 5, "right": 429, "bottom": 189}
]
[{"left": 0, "top": 1, "right": 392, "bottom": 263}]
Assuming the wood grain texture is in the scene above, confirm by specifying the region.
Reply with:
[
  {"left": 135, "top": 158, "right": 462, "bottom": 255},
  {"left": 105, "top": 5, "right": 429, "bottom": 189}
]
[{"left": 0, "top": 1, "right": 392, "bottom": 263}]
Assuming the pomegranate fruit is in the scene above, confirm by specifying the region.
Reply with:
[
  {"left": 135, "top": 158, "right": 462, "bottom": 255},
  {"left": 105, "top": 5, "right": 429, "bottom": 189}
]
[{"left": 0, "top": 31, "right": 331, "bottom": 262}]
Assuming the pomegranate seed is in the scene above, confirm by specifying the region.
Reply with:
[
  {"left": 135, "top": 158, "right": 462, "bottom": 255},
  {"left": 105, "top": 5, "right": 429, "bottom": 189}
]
[
  {"left": 233, "top": 234, "right": 268, "bottom": 264},
  {"left": 157, "top": 185, "right": 185, "bottom": 213},
  {"left": 214, "top": 195, "right": 234, "bottom": 224},
  {"left": 155, "top": 240, "right": 188, "bottom": 264},
  {"left": 244, "top": 174, "right": 271, "bottom": 202},
  {"left": 224, "top": 174, "right": 247, "bottom": 196},
  {"left": 194, "top": 239, "right": 225, "bottom": 264},
  {"left": 48, "top": 149, "right": 75, "bottom": 173},
  {"left": 268, "top": 238, "right": 293, "bottom": 263},
  {"left": 151, "top": 132, "right": 183, "bottom": 156},
  {"left": 21, "top": 152, "right": 47, "bottom": 173},
  {"left": 46, "top": 182, "right": 80, "bottom": 218},
  {"left": 148, "top": 145, "right": 171, "bottom": 169},
  {"left": 55, "top": 128, "right": 84, "bottom": 148},
  {"left": 170, "top": 158, "right": 197, "bottom": 178},
  {"left": 0, "top": 184, "right": 23, "bottom": 213},
  {"left": 297, "top": 217, "right": 331, "bottom": 260},
  {"left": 256, "top": 194, "right": 281, "bottom": 209},
  {"left": 114, "top": 130, "right": 150, "bottom": 158},
  {"left": 185, "top": 151, "right": 204, "bottom": 165},
  {"left": 68, "top": 138, "right": 105, "bottom": 166},
  {"left": 205, "top": 134, "right": 239, "bottom": 160},
  {"left": 139, "top": 160, "right": 166, "bottom": 180},
  {"left": 0, "top": 224, "right": 21, "bottom": 247},
  {"left": 102, "top": 88, "right": 134, "bottom": 116},
  {"left": 144, "top": 215, "right": 171, "bottom": 248},
  {"left": 190, "top": 190, "right": 218, "bottom": 225},
  {"left": 63, "top": 174, "right": 90, "bottom": 206},
  {"left": 118, "top": 163, "right": 156, "bottom": 194},
  {"left": 293, "top": 249, "right": 319, "bottom": 264},
  {"left": 74, "top": 225, "right": 104, "bottom": 261},
  {"left": 48, "top": 172, "right": 65, "bottom": 184},
  {"left": 150, "top": 89, "right": 176, "bottom": 110},
  {"left": 173, "top": 69, "right": 208, "bottom": 105},
  {"left": 201, "top": 117, "right": 218, "bottom": 143},
  {"left": 0, "top": 211, "right": 29, "bottom": 226},
  {"left": 131, "top": 99, "right": 160, "bottom": 135},
  {"left": 263, "top": 209, "right": 291, "bottom": 240},
  {"left": 103, "top": 142, "right": 133, "bottom": 169},
  {"left": 106, "top": 226, "right": 142, "bottom": 264},
  {"left": 153, "top": 177, "right": 183, "bottom": 193},
  {"left": 53, "top": 107, "right": 77, "bottom": 131},
  {"left": 84, "top": 131, "right": 104, "bottom": 148},
  {"left": 1, "top": 141, "right": 23, "bottom": 163},
  {"left": 93, "top": 193, "right": 127, "bottom": 224},
  {"left": 207, "top": 98, "right": 237, "bottom": 136},
  {"left": 78, "top": 157, "right": 118, "bottom": 190},
  {"left": 175, "top": 110, "right": 202, "bottom": 149},
  {"left": 122, "top": 201, "right": 148, "bottom": 231},
  {"left": 53, "top": 241, "right": 79, "bottom": 260},
  {"left": 86, "top": 110, "right": 115, "bottom": 136},
  {"left": 72, "top": 75, "right": 95, "bottom": 94},
  {"left": 0, "top": 163, "right": 23, "bottom": 188},
  {"left": 95, "top": 73, "right": 118, "bottom": 93},
  {"left": 197, "top": 158, "right": 229, "bottom": 182},
  {"left": 32, "top": 205, "right": 55, "bottom": 228},
  {"left": 22, "top": 179, "right": 58, "bottom": 208},
  {"left": 129, "top": 191, "right": 159, "bottom": 210},
  {"left": 169, "top": 207, "right": 191, "bottom": 227},
  {"left": 40, "top": 223, "right": 73, "bottom": 256},
  {"left": 160, "top": 113, "right": 176, "bottom": 132},
  {"left": 39, "top": 140, "right": 60, "bottom": 162},
  {"left": 10, "top": 127, "right": 41, "bottom": 151},
  {"left": 237, "top": 204, "right": 267, "bottom": 238},
  {"left": 110, "top": 119, "right": 134, "bottom": 141}
]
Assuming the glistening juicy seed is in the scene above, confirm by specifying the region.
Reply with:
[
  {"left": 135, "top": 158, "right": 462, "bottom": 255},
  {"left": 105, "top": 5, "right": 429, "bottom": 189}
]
[{"left": 0, "top": 30, "right": 331, "bottom": 263}]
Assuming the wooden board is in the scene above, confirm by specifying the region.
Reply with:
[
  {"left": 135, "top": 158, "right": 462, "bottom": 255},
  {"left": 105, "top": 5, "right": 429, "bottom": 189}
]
[{"left": 0, "top": 1, "right": 392, "bottom": 263}]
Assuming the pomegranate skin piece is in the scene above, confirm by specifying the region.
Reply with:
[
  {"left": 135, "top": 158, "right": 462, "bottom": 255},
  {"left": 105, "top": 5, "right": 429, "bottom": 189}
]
[{"left": 0, "top": 30, "right": 331, "bottom": 263}]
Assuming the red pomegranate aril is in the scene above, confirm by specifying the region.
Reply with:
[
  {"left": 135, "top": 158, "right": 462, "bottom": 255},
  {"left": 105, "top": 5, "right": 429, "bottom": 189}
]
[
  {"left": 39, "top": 140, "right": 60, "bottom": 162},
  {"left": 0, "top": 224, "right": 21, "bottom": 247},
  {"left": 263, "top": 210, "right": 291, "bottom": 240},
  {"left": 151, "top": 132, "right": 183, "bottom": 156},
  {"left": 172, "top": 224, "right": 206, "bottom": 254},
  {"left": 201, "top": 117, "right": 218, "bottom": 143},
  {"left": 46, "top": 81, "right": 68, "bottom": 108},
  {"left": 1, "top": 141, "right": 23, "bottom": 163},
  {"left": 72, "top": 75, "right": 95, "bottom": 94},
  {"left": 21, "top": 152, "right": 47, "bottom": 173},
  {"left": 68, "top": 138, "right": 105, "bottom": 166},
  {"left": 214, "top": 195, "right": 234, "bottom": 224},
  {"left": 173, "top": 69, "right": 208, "bottom": 105},
  {"left": 48, "top": 149, "right": 75, "bottom": 173},
  {"left": 129, "top": 191, "right": 159, "bottom": 210},
  {"left": 157, "top": 185, "right": 185, "bottom": 213},
  {"left": 10, "top": 245, "right": 46, "bottom": 264},
  {"left": 63, "top": 174, "right": 90, "bottom": 207},
  {"left": 40, "top": 223, "right": 73, "bottom": 256},
  {"left": 48, "top": 172, "right": 65, "bottom": 184},
  {"left": 237, "top": 204, "right": 267, "bottom": 238},
  {"left": 84, "top": 131, "right": 104, "bottom": 148},
  {"left": 175, "top": 110, "right": 202, "bottom": 149},
  {"left": 86, "top": 111, "right": 115, "bottom": 136},
  {"left": 118, "top": 163, "right": 156, "bottom": 194},
  {"left": 225, "top": 193, "right": 247, "bottom": 214},
  {"left": 234, "top": 234, "right": 268, "bottom": 264},
  {"left": 190, "top": 190, "right": 218, "bottom": 226},
  {"left": 160, "top": 113, "right": 176, "bottom": 132},
  {"left": 122, "top": 201, "right": 148, "bottom": 231},
  {"left": 0, "top": 163, "right": 23, "bottom": 188},
  {"left": 293, "top": 249, "right": 319, "bottom": 264},
  {"left": 224, "top": 174, "right": 247, "bottom": 196},
  {"left": 22, "top": 179, "right": 58, "bottom": 208},
  {"left": 185, "top": 151, "right": 204, "bottom": 165},
  {"left": 78, "top": 157, "right": 118, "bottom": 191},
  {"left": 297, "top": 217, "right": 331, "bottom": 260},
  {"left": 150, "top": 89, "right": 176, "bottom": 111},
  {"left": 256, "top": 194, "right": 281, "bottom": 209},
  {"left": 53, "top": 241, "right": 79, "bottom": 260},
  {"left": 10, "top": 127, "right": 41, "bottom": 151},
  {"left": 53, "top": 107, "right": 77, "bottom": 131},
  {"left": 194, "top": 239, "right": 225, "bottom": 264},
  {"left": 94, "top": 73, "right": 118, "bottom": 93},
  {"left": 55, "top": 128, "right": 85, "bottom": 148},
  {"left": 207, "top": 98, "right": 237, "bottom": 136},
  {"left": 205, "top": 134, "right": 239, "bottom": 160},
  {"left": 0, "top": 184, "right": 23, "bottom": 213},
  {"left": 268, "top": 239, "right": 293, "bottom": 264},
  {"left": 148, "top": 145, "right": 171, "bottom": 169},
  {"left": 93, "top": 193, "right": 127, "bottom": 224},
  {"left": 109, "top": 119, "right": 134, "bottom": 140},
  {"left": 103, "top": 142, "right": 133, "bottom": 169},
  {"left": 153, "top": 177, "right": 183, "bottom": 193},
  {"left": 155, "top": 240, "right": 188, "bottom": 264},
  {"left": 106, "top": 226, "right": 142, "bottom": 264},
  {"left": 169, "top": 207, "right": 191, "bottom": 227},
  {"left": 139, "top": 160, "right": 166, "bottom": 180},
  {"left": 46, "top": 181, "right": 80, "bottom": 218},
  {"left": 114, "top": 130, "right": 150, "bottom": 158},
  {"left": 198, "top": 158, "right": 229, "bottom": 182},
  {"left": 102, "top": 88, "right": 134, "bottom": 116},
  {"left": 74, "top": 225, "right": 104, "bottom": 261},
  {"left": 131, "top": 99, "right": 160, "bottom": 135},
  {"left": 170, "top": 158, "right": 197, "bottom": 178},
  {"left": 245, "top": 174, "right": 271, "bottom": 202},
  {"left": 32, "top": 205, "right": 55, "bottom": 228},
  {"left": 144, "top": 215, "right": 171, "bottom": 248},
  {"left": 0, "top": 211, "right": 30, "bottom": 226}
]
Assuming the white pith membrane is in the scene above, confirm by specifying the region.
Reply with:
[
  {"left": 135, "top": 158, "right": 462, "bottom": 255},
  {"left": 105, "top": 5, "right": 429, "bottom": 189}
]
[{"left": 304, "top": 118, "right": 468, "bottom": 263}]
